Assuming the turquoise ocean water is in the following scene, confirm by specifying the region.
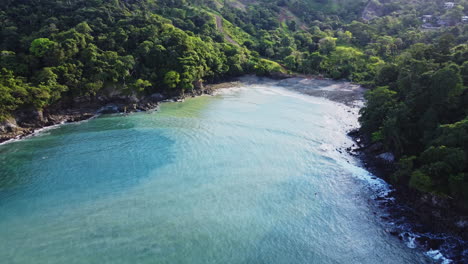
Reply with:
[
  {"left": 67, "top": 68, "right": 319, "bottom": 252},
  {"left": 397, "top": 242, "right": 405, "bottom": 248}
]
[{"left": 0, "top": 80, "right": 431, "bottom": 263}]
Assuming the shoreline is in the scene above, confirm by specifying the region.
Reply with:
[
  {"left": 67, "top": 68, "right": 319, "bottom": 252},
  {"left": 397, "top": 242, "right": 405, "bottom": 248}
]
[
  {"left": 347, "top": 129, "right": 467, "bottom": 263},
  {"left": 211, "top": 76, "right": 467, "bottom": 263},
  {"left": 0, "top": 75, "right": 288, "bottom": 145},
  {"left": 1, "top": 76, "right": 466, "bottom": 262},
  {"left": 0, "top": 81, "right": 237, "bottom": 145}
]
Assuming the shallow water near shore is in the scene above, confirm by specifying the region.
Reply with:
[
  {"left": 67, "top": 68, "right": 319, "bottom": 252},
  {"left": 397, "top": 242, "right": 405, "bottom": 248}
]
[{"left": 0, "top": 79, "right": 433, "bottom": 263}]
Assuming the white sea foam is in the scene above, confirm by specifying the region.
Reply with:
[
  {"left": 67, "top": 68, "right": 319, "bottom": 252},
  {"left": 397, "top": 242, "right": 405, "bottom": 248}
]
[
  {"left": 0, "top": 122, "right": 66, "bottom": 146},
  {"left": 0, "top": 136, "right": 22, "bottom": 146},
  {"left": 0, "top": 115, "right": 98, "bottom": 146},
  {"left": 404, "top": 233, "right": 419, "bottom": 249},
  {"left": 425, "top": 249, "right": 452, "bottom": 264}
]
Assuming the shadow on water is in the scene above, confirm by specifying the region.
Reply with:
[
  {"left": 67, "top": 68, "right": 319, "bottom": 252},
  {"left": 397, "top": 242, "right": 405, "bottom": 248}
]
[{"left": 0, "top": 113, "right": 177, "bottom": 210}]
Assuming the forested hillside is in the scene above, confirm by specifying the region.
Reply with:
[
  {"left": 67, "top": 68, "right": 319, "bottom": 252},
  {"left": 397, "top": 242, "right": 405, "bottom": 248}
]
[{"left": 1, "top": 0, "right": 467, "bottom": 207}]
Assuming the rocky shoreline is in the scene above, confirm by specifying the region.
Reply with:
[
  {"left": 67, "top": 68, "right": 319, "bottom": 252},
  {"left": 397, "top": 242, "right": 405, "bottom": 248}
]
[
  {"left": 236, "top": 75, "right": 468, "bottom": 262},
  {"left": 0, "top": 72, "right": 301, "bottom": 144},
  {"left": 0, "top": 83, "right": 230, "bottom": 144},
  {"left": 347, "top": 129, "right": 468, "bottom": 263},
  {"left": 1, "top": 76, "right": 466, "bottom": 262},
  {"left": 235, "top": 75, "right": 468, "bottom": 263},
  {"left": 0, "top": 96, "right": 161, "bottom": 144}
]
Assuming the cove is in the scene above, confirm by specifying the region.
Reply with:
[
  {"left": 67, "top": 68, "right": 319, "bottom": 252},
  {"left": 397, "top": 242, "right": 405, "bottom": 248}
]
[{"left": 0, "top": 78, "right": 431, "bottom": 264}]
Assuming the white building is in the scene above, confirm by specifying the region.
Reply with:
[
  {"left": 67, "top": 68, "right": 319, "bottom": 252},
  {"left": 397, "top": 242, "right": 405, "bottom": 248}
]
[
  {"left": 444, "top": 2, "right": 455, "bottom": 9},
  {"left": 422, "top": 15, "right": 433, "bottom": 23},
  {"left": 462, "top": 16, "right": 468, "bottom": 22}
]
